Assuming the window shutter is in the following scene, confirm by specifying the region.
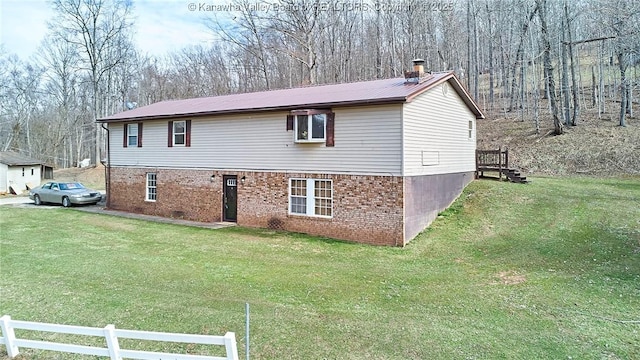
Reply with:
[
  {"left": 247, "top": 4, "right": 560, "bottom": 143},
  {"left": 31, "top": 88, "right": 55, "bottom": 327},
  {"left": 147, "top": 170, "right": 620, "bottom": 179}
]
[
  {"left": 123, "top": 124, "right": 128, "bottom": 147},
  {"left": 168, "top": 121, "right": 173, "bottom": 147},
  {"left": 286, "top": 115, "right": 294, "bottom": 131},
  {"left": 326, "top": 112, "right": 335, "bottom": 147},
  {"left": 185, "top": 120, "right": 192, "bottom": 147},
  {"left": 137, "top": 122, "right": 143, "bottom": 147}
]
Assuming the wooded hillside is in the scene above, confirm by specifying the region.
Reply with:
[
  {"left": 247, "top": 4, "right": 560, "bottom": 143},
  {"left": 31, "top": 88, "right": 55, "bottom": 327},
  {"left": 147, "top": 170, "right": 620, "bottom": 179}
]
[{"left": 1, "top": 0, "right": 639, "bottom": 174}]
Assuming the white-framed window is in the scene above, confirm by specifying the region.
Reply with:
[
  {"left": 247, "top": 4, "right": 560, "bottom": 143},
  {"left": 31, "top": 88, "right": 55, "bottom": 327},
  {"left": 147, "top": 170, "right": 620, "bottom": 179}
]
[
  {"left": 289, "top": 178, "right": 333, "bottom": 218},
  {"left": 295, "top": 114, "right": 326, "bottom": 142},
  {"left": 127, "top": 123, "right": 138, "bottom": 146},
  {"left": 468, "top": 120, "right": 474, "bottom": 139},
  {"left": 146, "top": 173, "right": 157, "bottom": 202},
  {"left": 173, "top": 120, "right": 186, "bottom": 146}
]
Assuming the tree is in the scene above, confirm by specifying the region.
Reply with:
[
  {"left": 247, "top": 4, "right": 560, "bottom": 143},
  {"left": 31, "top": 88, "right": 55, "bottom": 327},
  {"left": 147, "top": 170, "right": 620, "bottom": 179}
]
[
  {"left": 537, "top": 0, "right": 563, "bottom": 135},
  {"left": 50, "top": 0, "right": 134, "bottom": 164}
]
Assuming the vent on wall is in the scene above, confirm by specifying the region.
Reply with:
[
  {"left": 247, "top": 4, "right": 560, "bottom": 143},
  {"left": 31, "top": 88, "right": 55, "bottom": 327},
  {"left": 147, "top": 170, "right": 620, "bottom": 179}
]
[{"left": 422, "top": 151, "right": 440, "bottom": 166}]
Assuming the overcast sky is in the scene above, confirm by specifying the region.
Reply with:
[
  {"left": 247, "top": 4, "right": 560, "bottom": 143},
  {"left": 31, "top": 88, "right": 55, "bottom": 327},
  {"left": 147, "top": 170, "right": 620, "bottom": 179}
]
[{"left": 0, "top": 0, "right": 220, "bottom": 60}]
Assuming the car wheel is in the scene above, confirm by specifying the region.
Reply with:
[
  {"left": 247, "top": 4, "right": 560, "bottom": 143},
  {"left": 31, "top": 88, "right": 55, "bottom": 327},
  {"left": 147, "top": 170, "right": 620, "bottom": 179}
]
[
  {"left": 34, "top": 194, "right": 41, "bottom": 205},
  {"left": 62, "top": 197, "right": 71, "bottom": 208}
]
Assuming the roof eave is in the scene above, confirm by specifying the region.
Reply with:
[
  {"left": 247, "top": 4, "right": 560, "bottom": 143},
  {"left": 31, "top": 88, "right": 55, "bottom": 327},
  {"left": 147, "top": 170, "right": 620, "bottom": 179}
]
[{"left": 97, "top": 97, "right": 409, "bottom": 123}]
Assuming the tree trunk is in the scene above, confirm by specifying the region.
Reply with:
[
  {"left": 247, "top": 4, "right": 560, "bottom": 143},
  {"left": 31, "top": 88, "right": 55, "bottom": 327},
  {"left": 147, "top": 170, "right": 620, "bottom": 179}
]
[
  {"left": 618, "top": 52, "right": 628, "bottom": 127},
  {"left": 538, "top": 0, "right": 563, "bottom": 135},
  {"left": 486, "top": 2, "right": 495, "bottom": 110},
  {"left": 509, "top": 4, "right": 539, "bottom": 112},
  {"left": 565, "top": 1, "right": 579, "bottom": 125},
  {"left": 561, "top": 19, "right": 571, "bottom": 126}
]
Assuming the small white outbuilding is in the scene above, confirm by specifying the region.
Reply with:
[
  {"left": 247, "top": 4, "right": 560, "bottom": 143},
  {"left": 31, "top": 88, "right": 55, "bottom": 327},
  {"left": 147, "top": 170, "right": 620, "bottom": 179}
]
[{"left": 0, "top": 152, "right": 43, "bottom": 195}]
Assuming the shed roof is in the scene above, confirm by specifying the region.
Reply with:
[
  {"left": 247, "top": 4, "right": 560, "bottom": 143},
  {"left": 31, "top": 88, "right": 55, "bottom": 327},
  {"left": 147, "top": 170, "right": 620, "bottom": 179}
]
[
  {"left": 0, "top": 151, "right": 43, "bottom": 166},
  {"left": 99, "top": 71, "right": 484, "bottom": 122}
]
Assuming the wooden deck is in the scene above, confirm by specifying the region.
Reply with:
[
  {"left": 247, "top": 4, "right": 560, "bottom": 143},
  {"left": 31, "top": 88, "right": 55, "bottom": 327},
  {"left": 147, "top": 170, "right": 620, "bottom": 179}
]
[{"left": 476, "top": 147, "right": 528, "bottom": 183}]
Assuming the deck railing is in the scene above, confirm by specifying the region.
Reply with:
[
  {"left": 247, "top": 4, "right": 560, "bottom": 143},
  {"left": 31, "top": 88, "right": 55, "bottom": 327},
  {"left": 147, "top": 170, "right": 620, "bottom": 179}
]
[{"left": 476, "top": 147, "right": 509, "bottom": 180}]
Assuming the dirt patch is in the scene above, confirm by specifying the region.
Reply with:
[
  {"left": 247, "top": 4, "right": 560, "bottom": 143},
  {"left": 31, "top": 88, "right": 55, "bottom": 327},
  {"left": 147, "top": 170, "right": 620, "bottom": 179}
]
[
  {"left": 495, "top": 271, "right": 526, "bottom": 285},
  {"left": 53, "top": 164, "right": 106, "bottom": 189}
]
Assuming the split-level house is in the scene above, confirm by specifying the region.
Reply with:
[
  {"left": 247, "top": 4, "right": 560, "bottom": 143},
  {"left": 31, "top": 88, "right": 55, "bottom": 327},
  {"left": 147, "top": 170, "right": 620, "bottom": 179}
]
[{"left": 98, "top": 63, "right": 484, "bottom": 246}]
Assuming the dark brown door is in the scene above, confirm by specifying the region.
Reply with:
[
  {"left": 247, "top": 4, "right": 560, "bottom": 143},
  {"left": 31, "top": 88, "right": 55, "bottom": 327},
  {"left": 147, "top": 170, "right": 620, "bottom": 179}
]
[{"left": 223, "top": 175, "right": 237, "bottom": 222}]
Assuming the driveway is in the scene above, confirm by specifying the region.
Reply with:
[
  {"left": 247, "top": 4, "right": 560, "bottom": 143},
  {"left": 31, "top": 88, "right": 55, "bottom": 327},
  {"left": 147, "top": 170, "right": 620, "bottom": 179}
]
[
  {"left": 0, "top": 196, "right": 33, "bottom": 206},
  {"left": 0, "top": 193, "right": 233, "bottom": 230}
]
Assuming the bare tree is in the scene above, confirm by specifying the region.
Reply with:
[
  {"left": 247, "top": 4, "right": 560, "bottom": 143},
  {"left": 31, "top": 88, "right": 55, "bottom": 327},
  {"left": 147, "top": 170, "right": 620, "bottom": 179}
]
[{"left": 50, "top": 0, "right": 134, "bottom": 164}]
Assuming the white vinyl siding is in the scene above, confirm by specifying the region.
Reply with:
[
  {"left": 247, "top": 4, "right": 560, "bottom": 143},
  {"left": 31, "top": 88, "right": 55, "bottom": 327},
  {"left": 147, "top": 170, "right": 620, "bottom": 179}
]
[
  {"left": 402, "top": 81, "right": 477, "bottom": 176},
  {"left": 108, "top": 105, "right": 402, "bottom": 175}
]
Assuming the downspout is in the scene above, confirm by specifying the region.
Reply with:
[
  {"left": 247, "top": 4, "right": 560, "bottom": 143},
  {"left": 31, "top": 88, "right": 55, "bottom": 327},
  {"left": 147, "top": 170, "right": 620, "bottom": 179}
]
[{"left": 100, "top": 123, "right": 111, "bottom": 208}]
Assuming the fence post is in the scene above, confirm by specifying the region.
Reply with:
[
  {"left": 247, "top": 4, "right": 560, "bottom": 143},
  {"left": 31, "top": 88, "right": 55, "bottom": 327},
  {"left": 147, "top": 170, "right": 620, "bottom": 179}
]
[
  {"left": 504, "top": 147, "right": 509, "bottom": 168},
  {"left": 0, "top": 315, "right": 19, "bottom": 358},
  {"left": 104, "top": 324, "right": 122, "bottom": 360},
  {"left": 224, "top": 332, "right": 239, "bottom": 360},
  {"left": 498, "top": 146, "right": 503, "bottom": 180}
]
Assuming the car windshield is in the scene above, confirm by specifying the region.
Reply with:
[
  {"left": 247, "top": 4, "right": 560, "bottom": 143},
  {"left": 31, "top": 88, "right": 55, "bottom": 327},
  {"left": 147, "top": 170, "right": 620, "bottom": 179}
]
[{"left": 59, "top": 182, "right": 85, "bottom": 190}]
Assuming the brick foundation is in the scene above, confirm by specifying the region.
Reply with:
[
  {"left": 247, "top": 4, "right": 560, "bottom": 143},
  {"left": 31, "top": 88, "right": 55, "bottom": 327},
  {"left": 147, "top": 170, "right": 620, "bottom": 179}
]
[
  {"left": 107, "top": 168, "right": 473, "bottom": 246},
  {"left": 108, "top": 167, "right": 404, "bottom": 246}
]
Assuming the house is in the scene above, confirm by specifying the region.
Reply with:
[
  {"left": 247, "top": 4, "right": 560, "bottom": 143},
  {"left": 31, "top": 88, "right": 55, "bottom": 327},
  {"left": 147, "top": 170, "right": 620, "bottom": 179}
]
[
  {"left": 97, "top": 62, "right": 484, "bottom": 246},
  {"left": 0, "top": 152, "right": 46, "bottom": 195}
]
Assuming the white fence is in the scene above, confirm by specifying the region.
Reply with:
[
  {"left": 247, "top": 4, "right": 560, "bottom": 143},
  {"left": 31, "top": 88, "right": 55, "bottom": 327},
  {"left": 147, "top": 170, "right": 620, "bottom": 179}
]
[{"left": 0, "top": 315, "right": 238, "bottom": 360}]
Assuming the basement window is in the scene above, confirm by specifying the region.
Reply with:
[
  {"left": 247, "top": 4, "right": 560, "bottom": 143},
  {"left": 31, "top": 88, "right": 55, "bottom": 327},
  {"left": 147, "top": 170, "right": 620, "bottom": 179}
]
[
  {"left": 146, "top": 173, "right": 157, "bottom": 202},
  {"left": 289, "top": 178, "right": 332, "bottom": 218}
]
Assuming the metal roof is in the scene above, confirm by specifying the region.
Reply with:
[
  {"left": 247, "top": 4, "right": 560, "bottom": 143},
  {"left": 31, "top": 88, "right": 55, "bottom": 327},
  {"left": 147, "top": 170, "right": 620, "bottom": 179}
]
[
  {"left": 0, "top": 151, "right": 43, "bottom": 166},
  {"left": 99, "top": 72, "right": 484, "bottom": 122}
]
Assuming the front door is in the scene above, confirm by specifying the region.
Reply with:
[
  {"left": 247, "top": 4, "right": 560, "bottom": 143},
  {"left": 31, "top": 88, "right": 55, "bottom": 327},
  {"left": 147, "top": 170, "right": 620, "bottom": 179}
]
[{"left": 223, "top": 175, "right": 237, "bottom": 222}]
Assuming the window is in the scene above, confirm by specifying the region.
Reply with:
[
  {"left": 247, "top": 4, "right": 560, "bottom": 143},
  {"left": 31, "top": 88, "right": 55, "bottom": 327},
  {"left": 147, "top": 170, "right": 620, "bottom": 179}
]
[
  {"left": 287, "top": 110, "right": 335, "bottom": 146},
  {"left": 123, "top": 122, "right": 142, "bottom": 147},
  {"left": 290, "top": 179, "right": 307, "bottom": 215},
  {"left": 173, "top": 121, "right": 186, "bottom": 145},
  {"left": 168, "top": 120, "right": 191, "bottom": 147},
  {"left": 468, "top": 120, "right": 474, "bottom": 139},
  {"left": 31, "top": 168, "right": 34, "bottom": 176},
  {"left": 289, "top": 178, "right": 332, "bottom": 218},
  {"left": 146, "top": 173, "right": 157, "bottom": 202},
  {"left": 22, "top": 167, "right": 25, "bottom": 177},
  {"left": 295, "top": 114, "right": 326, "bottom": 142},
  {"left": 127, "top": 124, "right": 138, "bottom": 146}
]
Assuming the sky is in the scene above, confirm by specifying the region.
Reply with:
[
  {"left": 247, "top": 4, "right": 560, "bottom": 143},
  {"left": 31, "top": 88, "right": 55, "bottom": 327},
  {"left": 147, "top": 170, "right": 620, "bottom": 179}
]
[{"left": 0, "top": 0, "right": 223, "bottom": 60}]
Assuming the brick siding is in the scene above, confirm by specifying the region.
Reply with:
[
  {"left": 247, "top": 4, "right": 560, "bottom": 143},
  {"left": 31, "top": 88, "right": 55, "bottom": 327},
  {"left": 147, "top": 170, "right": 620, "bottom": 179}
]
[{"left": 108, "top": 167, "right": 404, "bottom": 246}]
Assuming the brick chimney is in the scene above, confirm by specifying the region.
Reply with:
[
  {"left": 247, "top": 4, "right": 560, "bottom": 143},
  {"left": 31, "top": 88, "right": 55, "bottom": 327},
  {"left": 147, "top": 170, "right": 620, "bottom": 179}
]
[{"left": 404, "top": 58, "right": 431, "bottom": 84}]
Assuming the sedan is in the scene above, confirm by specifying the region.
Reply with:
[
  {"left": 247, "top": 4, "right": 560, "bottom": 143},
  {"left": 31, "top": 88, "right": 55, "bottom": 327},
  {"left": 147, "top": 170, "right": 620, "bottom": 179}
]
[{"left": 29, "top": 182, "right": 102, "bottom": 207}]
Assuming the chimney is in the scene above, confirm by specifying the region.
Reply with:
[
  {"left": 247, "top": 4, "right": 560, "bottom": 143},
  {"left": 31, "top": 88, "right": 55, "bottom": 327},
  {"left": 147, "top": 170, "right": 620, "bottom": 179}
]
[
  {"left": 404, "top": 58, "right": 432, "bottom": 84},
  {"left": 412, "top": 58, "right": 425, "bottom": 75}
]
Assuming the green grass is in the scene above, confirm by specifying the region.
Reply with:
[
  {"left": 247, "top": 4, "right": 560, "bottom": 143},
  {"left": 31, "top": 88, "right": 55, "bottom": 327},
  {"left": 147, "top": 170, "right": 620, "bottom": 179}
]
[{"left": 1, "top": 177, "right": 639, "bottom": 359}]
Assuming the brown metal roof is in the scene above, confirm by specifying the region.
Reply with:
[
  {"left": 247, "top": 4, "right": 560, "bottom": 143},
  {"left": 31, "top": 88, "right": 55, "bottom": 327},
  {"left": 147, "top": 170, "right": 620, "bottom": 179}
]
[{"left": 99, "top": 72, "right": 484, "bottom": 122}]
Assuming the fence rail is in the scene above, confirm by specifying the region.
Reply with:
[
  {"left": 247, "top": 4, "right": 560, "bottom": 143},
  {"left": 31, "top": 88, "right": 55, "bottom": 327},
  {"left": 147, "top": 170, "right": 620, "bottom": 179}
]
[{"left": 0, "top": 315, "right": 238, "bottom": 360}]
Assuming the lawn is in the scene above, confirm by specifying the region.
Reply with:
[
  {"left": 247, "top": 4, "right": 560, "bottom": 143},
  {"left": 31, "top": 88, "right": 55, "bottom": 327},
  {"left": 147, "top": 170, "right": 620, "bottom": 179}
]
[{"left": 1, "top": 177, "right": 639, "bottom": 359}]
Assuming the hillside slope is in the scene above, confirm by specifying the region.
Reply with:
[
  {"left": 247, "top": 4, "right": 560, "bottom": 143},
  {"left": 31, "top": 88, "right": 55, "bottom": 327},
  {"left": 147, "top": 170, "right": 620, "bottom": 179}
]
[{"left": 477, "top": 109, "right": 640, "bottom": 176}]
